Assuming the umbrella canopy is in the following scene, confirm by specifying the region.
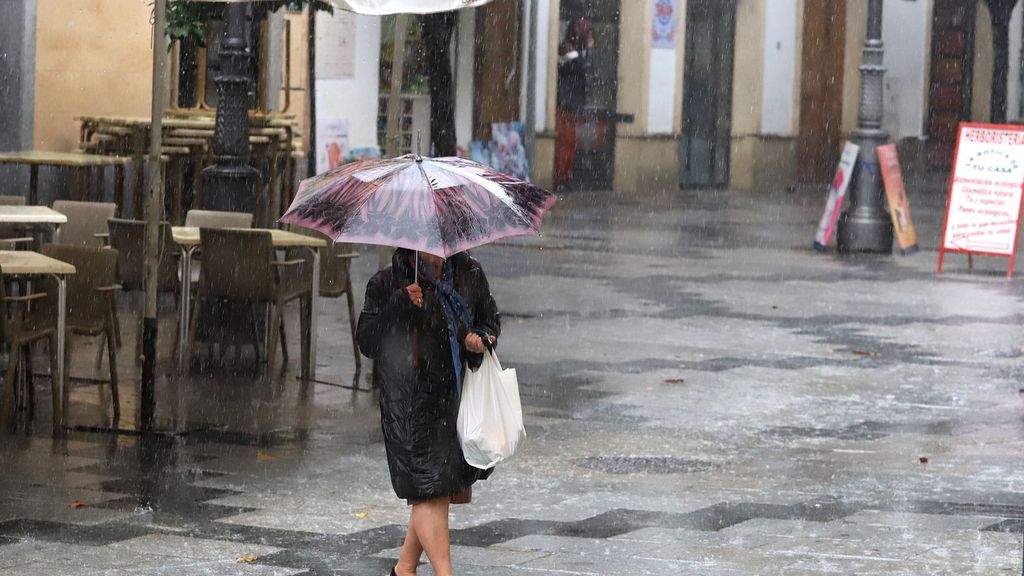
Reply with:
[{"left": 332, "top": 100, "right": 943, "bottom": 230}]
[
  {"left": 280, "top": 155, "right": 557, "bottom": 258},
  {"left": 185, "top": 0, "right": 492, "bottom": 13}
]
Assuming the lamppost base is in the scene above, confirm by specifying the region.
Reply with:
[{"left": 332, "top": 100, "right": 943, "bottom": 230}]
[
  {"left": 201, "top": 164, "right": 262, "bottom": 215},
  {"left": 836, "top": 211, "right": 893, "bottom": 254}
]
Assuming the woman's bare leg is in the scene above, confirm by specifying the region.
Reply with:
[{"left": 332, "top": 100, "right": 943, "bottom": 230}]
[
  {"left": 409, "top": 497, "right": 452, "bottom": 576},
  {"left": 395, "top": 508, "right": 424, "bottom": 576}
]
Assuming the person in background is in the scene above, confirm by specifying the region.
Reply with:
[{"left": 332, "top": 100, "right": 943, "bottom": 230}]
[{"left": 555, "top": 17, "right": 594, "bottom": 190}]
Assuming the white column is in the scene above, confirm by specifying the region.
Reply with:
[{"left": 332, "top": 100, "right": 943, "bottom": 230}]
[
  {"left": 535, "top": 0, "right": 551, "bottom": 132},
  {"left": 315, "top": 13, "right": 382, "bottom": 151},
  {"left": 455, "top": 9, "right": 476, "bottom": 150},
  {"left": 1008, "top": 2, "right": 1023, "bottom": 120}
]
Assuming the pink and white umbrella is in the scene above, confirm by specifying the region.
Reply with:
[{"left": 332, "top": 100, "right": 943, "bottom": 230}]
[{"left": 280, "top": 155, "right": 557, "bottom": 258}]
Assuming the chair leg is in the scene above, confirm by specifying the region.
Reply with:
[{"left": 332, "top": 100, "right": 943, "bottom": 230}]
[
  {"left": 1, "top": 343, "right": 21, "bottom": 429},
  {"left": 279, "top": 317, "right": 289, "bottom": 364},
  {"left": 266, "top": 303, "right": 283, "bottom": 379},
  {"left": 48, "top": 335, "right": 61, "bottom": 433},
  {"left": 186, "top": 296, "right": 202, "bottom": 370},
  {"left": 300, "top": 295, "right": 311, "bottom": 379},
  {"left": 105, "top": 326, "right": 120, "bottom": 421},
  {"left": 345, "top": 288, "right": 361, "bottom": 372},
  {"left": 24, "top": 343, "right": 35, "bottom": 420}
]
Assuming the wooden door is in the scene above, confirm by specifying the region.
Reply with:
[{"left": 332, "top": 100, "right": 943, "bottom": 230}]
[
  {"left": 798, "top": 0, "right": 846, "bottom": 184},
  {"left": 927, "top": 0, "right": 976, "bottom": 167}
]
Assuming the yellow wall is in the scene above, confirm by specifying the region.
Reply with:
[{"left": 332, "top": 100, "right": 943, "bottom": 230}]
[
  {"left": 973, "top": 0, "right": 993, "bottom": 122},
  {"left": 616, "top": 0, "right": 649, "bottom": 137},
  {"left": 33, "top": 0, "right": 155, "bottom": 151}
]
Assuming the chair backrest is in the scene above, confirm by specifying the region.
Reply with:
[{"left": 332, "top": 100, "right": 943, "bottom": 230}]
[
  {"left": 0, "top": 195, "right": 26, "bottom": 240},
  {"left": 107, "top": 218, "right": 145, "bottom": 291},
  {"left": 41, "top": 244, "right": 119, "bottom": 328},
  {"left": 106, "top": 219, "right": 179, "bottom": 293},
  {"left": 53, "top": 200, "right": 117, "bottom": 248},
  {"left": 198, "top": 228, "right": 275, "bottom": 302},
  {"left": 184, "top": 209, "right": 253, "bottom": 229},
  {"left": 288, "top": 226, "right": 354, "bottom": 298}
]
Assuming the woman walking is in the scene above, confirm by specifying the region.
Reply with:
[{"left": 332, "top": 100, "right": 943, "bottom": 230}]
[{"left": 358, "top": 248, "right": 501, "bottom": 576}]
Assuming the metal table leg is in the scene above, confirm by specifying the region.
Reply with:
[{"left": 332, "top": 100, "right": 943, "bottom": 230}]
[
  {"left": 307, "top": 246, "right": 320, "bottom": 380},
  {"left": 177, "top": 246, "right": 196, "bottom": 374},
  {"left": 52, "top": 274, "right": 67, "bottom": 430}
]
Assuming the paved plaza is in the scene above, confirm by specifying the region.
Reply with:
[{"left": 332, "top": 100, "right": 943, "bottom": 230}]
[{"left": 2, "top": 185, "right": 1024, "bottom": 575}]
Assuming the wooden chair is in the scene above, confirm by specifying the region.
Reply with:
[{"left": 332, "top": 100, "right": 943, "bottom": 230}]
[
  {"left": 40, "top": 244, "right": 121, "bottom": 421},
  {"left": 52, "top": 201, "right": 117, "bottom": 248},
  {"left": 187, "top": 229, "right": 308, "bottom": 377},
  {"left": 0, "top": 267, "right": 60, "bottom": 431}
]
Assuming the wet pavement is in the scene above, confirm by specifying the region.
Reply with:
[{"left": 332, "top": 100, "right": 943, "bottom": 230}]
[{"left": 2, "top": 183, "right": 1024, "bottom": 575}]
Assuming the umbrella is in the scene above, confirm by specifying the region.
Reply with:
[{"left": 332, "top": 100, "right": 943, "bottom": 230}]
[
  {"left": 335, "top": 0, "right": 493, "bottom": 14},
  {"left": 280, "top": 155, "right": 557, "bottom": 258}
]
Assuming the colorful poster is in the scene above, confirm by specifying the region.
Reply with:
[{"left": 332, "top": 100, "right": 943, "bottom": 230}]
[
  {"left": 316, "top": 118, "right": 350, "bottom": 174},
  {"left": 877, "top": 144, "right": 919, "bottom": 255},
  {"left": 814, "top": 142, "right": 860, "bottom": 251},
  {"left": 491, "top": 122, "right": 530, "bottom": 181},
  {"left": 939, "top": 123, "right": 1024, "bottom": 276},
  {"left": 651, "top": 0, "right": 678, "bottom": 49}
]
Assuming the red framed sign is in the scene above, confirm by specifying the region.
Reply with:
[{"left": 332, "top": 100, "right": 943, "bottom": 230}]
[{"left": 938, "top": 123, "right": 1024, "bottom": 278}]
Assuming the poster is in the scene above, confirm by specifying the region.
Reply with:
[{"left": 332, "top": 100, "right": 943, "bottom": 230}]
[
  {"left": 651, "top": 0, "right": 678, "bottom": 49},
  {"left": 491, "top": 122, "right": 530, "bottom": 181},
  {"left": 316, "top": 11, "right": 357, "bottom": 79},
  {"left": 939, "top": 123, "right": 1024, "bottom": 276},
  {"left": 814, "top": 142, "right": 860, "bottom": 252},
  {"left": 877, "top": 144, "right": 919, "bottom": 255},
  {"left": 316, "top": 118, "right": 350, "bottom": 174}
]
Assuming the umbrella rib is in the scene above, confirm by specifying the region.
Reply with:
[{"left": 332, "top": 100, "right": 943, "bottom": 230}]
[{"left": 415, "top": 161, "right": 445, "bottom": 257}]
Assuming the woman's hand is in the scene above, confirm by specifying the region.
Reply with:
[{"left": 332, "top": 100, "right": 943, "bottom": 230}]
[
  {"left": 405, "top": 284, "right": 424, "bottom": 308},
  {"left": 465, "top": 332, "right": 494, "bottom": 354}
]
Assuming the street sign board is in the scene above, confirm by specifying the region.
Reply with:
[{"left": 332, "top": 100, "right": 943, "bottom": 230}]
[
  {"left": 938, "top": 123, "right": 1024, "bottom": 278},
  {"left": 814, "top": 141, "right": 860, "bottom": 252},
  {"left": 877, "top": 144, "right": 919, "bottom": 255}
]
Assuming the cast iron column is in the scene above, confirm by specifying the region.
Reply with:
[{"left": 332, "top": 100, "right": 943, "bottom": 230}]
[
  {"left": 202, "top": 3, "right": 261, "bottom": 213},
  {"left": 837, "top": 0, "right": 894, "bottom": 253}
]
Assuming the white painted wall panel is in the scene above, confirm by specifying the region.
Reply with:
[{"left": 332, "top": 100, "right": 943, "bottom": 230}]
[
  {"left": 881, "top": 0, "right": 929, "bottom": 138},
  {"left": 760, "top": 0, "right": 797, "bottom": 135},
  {"left": 315, "top": 13, "right": 382, "bottom": 151},
  {"left": 647, "top": 48, "right": 677, "bottom": 134}
]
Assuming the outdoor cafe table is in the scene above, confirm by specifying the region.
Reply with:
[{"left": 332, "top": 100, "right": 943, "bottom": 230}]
[
  {"left": 0, "top": 250, "right": 76, "bottom": 432},
  {"left": 0, "top": 206, "right": 67, "bottom": 244},
  {"left": 171, "top": 227, "right": 327, "bottom": 378},
  {"left": 0, "top": 151, "right": 133, "bottom": 205}
]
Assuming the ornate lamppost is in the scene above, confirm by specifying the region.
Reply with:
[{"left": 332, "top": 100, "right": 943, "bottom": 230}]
[
  {"left": 837, "top": 0, "right": 894, "bottom": 253},
  {"left": 201, "top": 3, "right": 262, "bottom": 213}
]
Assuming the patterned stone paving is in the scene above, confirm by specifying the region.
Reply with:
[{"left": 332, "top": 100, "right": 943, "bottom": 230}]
[{"left": 1, "top": 187, "right": 1023, "bottom": 574}]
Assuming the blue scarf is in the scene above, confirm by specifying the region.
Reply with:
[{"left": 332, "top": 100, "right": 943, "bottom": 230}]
[{"left": 416, "top": 257, "right": 473, "bottom": 398}]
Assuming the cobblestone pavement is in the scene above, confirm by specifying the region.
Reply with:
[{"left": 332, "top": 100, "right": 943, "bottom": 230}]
[{"left": 2, "top": 186, "right": 1024, "bottom": 575}]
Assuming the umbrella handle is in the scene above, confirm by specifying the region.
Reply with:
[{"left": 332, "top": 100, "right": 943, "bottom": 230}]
[{"left": 414, "top": 251, "right": 419, "bottom": 284}]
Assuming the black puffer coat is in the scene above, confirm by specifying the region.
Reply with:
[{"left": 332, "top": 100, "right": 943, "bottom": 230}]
[{"left": 357, "top": 249, "right": 500, "bottom": 501}]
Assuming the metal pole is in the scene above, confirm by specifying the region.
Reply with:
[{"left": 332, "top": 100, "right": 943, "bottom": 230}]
[
  {"left": 307, "top": 4, "right": 317, "bottom": 178},
  {"left": 141, "top": 0, "right": 168, "bottom": 431},
  {"left": 837, "top": 0, "right": 894, "bottom": 253},
  {"left": 201, "top": 3, "right": 262, "bottom": 215},
  {"left": 523, "top": 0, "right": 538, "bottom": 174},
  {"left": 380, "top": 14, "right": 408, "bottom": 269}
]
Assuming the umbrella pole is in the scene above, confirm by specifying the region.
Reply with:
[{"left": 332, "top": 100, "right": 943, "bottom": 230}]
[{"left": 141, "top": 0, "right": 168, "bottom": 432}]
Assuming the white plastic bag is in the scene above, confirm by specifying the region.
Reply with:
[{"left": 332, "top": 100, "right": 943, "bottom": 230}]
[{"left": 457, "top": 351, "right": 525, "bottom": 469}]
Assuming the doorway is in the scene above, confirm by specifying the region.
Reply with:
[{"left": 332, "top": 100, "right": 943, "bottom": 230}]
[
  {"left": 927, "top": 0, "right": 976, "bottom": 167},
  {"left": 679, "top": 0, "right": 736, "bottom": 188},
  {"left": 798, "top": 0, "right": 846, "bottom": 183},
  {"left": 554, "top": 0, "right": 620, "bottom": 190}
]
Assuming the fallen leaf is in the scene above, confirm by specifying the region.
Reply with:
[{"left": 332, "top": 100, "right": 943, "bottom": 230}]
[
  {"left": 663, "top": 378, "right": 685, "bottom": 385},
  {"left": 256, "top": 451, "right": 279, "bottom": 462},
  {"left": 918, "top": 456, "right": 929, "bottom": 465},
  {"left": 70, "top": 500, "right": 85, "bottom": 509},
  {"left": 353, "top": 511, "right": 370, "bottom": 519},
  {"left": 851, "top": 350, "right": 877, "bottom": 357},
  {"left": 237, "top": 554, "right": 258, "bottom": 564}
]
